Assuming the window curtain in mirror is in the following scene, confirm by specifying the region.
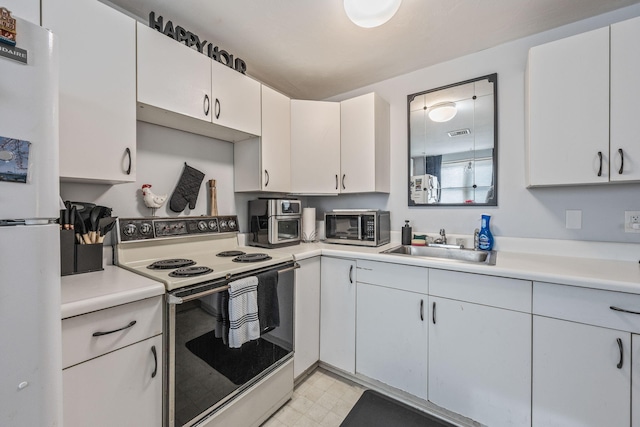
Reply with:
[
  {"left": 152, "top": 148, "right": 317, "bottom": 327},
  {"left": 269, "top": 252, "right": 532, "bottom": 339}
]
[{"left": 425, "top": 155, "right": 442, "bottom": 182}]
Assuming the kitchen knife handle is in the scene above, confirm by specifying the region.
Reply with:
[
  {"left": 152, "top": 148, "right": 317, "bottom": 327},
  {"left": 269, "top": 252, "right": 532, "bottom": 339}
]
[
  {"left": 203, "top": 95, "right": 210, "bottom": 116},
  {"left": 125, "top": 147, "right": 132, "bottom": 175},
  {"left": 597, "top": 151, "right": 603, "bottom": 177},
  {"left": 151, "top": 345, "right": 158, "bottom": 378},
  {"left": 92, "top": 320, "right": 137, "bottom": 337},
  {"left": 618, "top": 148, "right": 624, "bottom": 175},
  {"left": 616, "top": 338, "right": 623, "bottom": 369}
]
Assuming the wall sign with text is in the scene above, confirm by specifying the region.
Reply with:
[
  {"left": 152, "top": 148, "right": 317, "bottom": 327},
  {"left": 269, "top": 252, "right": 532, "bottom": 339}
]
[{"left": 149, "top": 12, "right": 247, "bottom": 74}]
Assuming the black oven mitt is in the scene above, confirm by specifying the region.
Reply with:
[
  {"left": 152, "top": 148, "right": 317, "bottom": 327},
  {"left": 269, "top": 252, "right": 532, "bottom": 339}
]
[{"left": 169, "top": 162, "right": 205, "bottom": 212}]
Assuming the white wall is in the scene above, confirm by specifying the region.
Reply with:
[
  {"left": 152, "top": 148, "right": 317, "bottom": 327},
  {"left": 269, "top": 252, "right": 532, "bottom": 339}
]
[{"left": 313, "top": 4, "right": 640, "bottom": 244}]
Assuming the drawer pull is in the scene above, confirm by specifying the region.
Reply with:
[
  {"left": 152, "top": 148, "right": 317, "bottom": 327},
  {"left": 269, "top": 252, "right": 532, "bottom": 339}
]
[
  {"left": 92, "top": 320, "right": 137, "bottom": 337},
  {"left": 151, "top": 345, "right": 158, "bottom": 378},
  {"left": 610, "top": 306, "right": 640, "bottom": 316},
  {"left": 617, "top": 338, "right": 623, "bottom": 369},
  {"left": 348, "top": 265, "right": 354, "bottom": 284}
]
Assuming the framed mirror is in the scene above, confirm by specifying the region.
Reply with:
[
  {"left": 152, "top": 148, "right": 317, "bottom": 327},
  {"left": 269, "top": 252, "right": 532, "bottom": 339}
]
[{"left": 408, "top": 74, "right": 497, "bottom": 206}]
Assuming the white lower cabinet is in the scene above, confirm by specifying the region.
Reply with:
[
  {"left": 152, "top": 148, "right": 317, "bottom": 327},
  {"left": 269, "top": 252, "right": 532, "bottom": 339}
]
[
  {"left": 320, "top": 256, "right": 356, "bottom": 373},
  {"left": 63, "top": 335, "right": 163, "bottom": 427},
  {"left": 428, "top": 270, "right": 532, "bottom": 427},
  {"left": 294, "top": 257, "right": 321, "bottom": 379},
  {"left": 633, "top": 334, "right": 640, "bottom": 427},
  {"left": 532, "top": 316, "right": 630, "bottom": 427}
]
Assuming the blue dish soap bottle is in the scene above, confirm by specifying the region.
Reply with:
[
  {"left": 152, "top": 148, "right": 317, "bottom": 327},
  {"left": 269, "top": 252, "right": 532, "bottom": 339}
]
[{"left": 478, "top": 214, "right": 494, "bottom": 251}]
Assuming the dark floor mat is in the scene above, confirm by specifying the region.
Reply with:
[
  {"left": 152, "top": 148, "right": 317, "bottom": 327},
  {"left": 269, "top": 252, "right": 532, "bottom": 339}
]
[
  {"left": 185, "top": 330, "right": 290, "bottom": 385},
  {"left": 341, "top": 390, "right": 457, "bottom": 427}
]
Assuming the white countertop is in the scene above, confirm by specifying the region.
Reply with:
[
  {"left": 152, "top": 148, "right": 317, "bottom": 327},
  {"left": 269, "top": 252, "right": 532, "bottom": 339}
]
[{"left": 61, "top": 266, "right": 165, "bottom": 319}]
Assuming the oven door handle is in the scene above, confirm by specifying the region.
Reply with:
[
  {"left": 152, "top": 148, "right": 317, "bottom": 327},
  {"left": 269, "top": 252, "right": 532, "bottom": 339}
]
[{"left": 168, "top": 262, "right": 300, "bottom": 304}]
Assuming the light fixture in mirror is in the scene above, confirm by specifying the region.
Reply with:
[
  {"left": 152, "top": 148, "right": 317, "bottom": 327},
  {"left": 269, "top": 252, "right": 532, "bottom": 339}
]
[
  {"left": 407, "top": 74, "right": 498, "bottom": 206},
  {"left": 344, "top": 0, "right": 402, "bottom": 28}
]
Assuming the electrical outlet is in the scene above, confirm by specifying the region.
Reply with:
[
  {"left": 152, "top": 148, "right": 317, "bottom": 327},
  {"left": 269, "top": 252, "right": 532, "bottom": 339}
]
[{"left": 624, "top": 211, "right": 640, "bottom": 233}]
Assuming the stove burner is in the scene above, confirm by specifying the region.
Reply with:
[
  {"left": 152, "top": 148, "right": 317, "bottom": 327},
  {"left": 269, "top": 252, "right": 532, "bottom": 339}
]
[
  {"left": 168, "top": 266, "right": 214, "bottom": 277},
  {"left": 216, "top": 250, "right": 246, "bottom": 257},
  {"left": 147, "top": 258, "right": 196, "bottom": 270},
  {"left": 232, "top": 253, "right": 272, "bottom": 263}
]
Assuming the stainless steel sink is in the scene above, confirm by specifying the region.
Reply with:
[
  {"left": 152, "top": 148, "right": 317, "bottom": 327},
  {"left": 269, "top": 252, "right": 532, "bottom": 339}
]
[{"left": 380, "top": 244, "right": 496, "bottom": 265}]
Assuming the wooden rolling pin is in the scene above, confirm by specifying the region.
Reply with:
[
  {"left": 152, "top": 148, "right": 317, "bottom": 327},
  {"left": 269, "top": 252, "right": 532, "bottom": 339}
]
[{"left": 208, "top": 179, "right": 218, "bottom": 216}]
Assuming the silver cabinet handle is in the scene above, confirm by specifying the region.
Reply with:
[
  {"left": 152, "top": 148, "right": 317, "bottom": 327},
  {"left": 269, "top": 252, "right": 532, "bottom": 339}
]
[
  {"left": 617, "top": 338, "right": 623, "bottom": 369},
  {"left": 610, "top": 306, "right": 640, "bottom": 315},
  {"left": 348, "top": 265, "right": 353, "bottom": 284},
  {"left": 203, "top": 95, "right": 210, "bottom": 116},
  {"left": 151, "top": 345, "right": 158, "bottom": 378},
  {"left": 92, "top": 320, "right": 136, "bottom": 337}
]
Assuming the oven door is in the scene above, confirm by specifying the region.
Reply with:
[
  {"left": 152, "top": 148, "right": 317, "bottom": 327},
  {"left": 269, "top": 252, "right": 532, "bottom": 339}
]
[
  {"left": 166, "top": 264, "right": 295, "bottom": 427},
  {"left": 268, "top": 216, "right": 300, "bottom": 245}
]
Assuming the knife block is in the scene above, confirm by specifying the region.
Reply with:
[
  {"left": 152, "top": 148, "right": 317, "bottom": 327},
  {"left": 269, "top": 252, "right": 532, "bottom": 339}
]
[
  {"left": 75, "top": 243, "right": 103, "bottom": 274},
  {"left": 60, "top": 230, "right": 75, "bottom": 276}
]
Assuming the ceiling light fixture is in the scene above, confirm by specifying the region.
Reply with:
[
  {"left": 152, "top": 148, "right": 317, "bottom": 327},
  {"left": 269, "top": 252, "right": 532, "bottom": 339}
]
[
  {"left": 343, "top": 0, "right": 402, "bottom": 28},
  {"left": 428, "top": 102, "right": 458, "bottom": 122}
]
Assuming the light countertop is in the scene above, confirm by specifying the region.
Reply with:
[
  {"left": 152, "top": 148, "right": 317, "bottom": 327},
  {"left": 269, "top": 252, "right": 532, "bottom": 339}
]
[{"left": 61, "top": 266, "right": 165, "bottom": 319}]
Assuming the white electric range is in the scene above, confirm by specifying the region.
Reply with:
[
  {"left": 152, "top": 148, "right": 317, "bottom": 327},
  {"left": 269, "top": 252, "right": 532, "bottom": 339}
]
[{"left": 114, "top": 216, "right": 297, "bottom": 427}]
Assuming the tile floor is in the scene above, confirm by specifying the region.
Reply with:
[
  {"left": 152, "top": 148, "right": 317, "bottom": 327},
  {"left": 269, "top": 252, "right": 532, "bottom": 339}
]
[{"left": 261, "top": 368, "right": 366, "bottom": 427}]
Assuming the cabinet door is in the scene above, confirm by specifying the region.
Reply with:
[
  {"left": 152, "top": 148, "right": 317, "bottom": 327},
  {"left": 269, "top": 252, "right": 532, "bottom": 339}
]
[
  {"left": 3, "top": 0, "right": 39, "bottom": 24},
  {"left": 356, "top": 283, "right": 427, "bottom": 399},
  {"left": 63, "top": 334, "right": 162, "bottom": 427},
  {"left": 340, "top": 93, "right": 390, "bottom": 193},
  {"left": 210, "top": 61, "right": 261, "bottom": 136},
  {"left": 533, "top": 316, "right": 630, "bottom": 427},
  {"left": 137, "top": 23, "right": 211, "bottom": 122},
  {"left": 527, "top": 27, "right": 610, "bottom": 186},
  {"left": 261, "top": 85, "right": 291, "bottom": 192},
  {"left": 429, "top": 296, "right": 531, "bottom": 427},
  {"left": 611, "top": 16, "right": 640, "bottom": 182},
  {"left": 320, "top": 257, "right": 356, "bottom": 373},
  {"left": 43, "top": 0, "right": 137, "bottom": 183},
  {"left": 291, "top": 100, "right": 341, "bottom": 194},
  {"left": 294, "top": 257, "right": 321, "bottom": 378}
]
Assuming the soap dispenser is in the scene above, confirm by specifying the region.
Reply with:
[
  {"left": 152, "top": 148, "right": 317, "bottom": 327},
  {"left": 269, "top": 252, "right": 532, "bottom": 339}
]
[
  {"left": 402, "top": 220, "right": 412, "bottom": 245},
  {"left": 478, "top": 214, "right": 494, "bottom": 251}
]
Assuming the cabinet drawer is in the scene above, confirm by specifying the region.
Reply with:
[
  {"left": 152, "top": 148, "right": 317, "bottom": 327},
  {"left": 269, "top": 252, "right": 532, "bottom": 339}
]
[
  {"left": 357, "top": 260, "right": 428, "bottom": 294},
  {"left": 62, "top": 296, "right": 163, "bottom": 369},
  {"left": 429, "top": 269, "right": 531, "bottom": 312},
  {"left": 533, "top": 282, "right": 640, "bottom": 333}
]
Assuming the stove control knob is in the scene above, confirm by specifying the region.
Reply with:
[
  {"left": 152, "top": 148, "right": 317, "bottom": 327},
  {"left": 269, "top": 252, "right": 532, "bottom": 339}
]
[
  {"left": 197, "top": 221, "right": 207, "bottom": 231},
  {"left": 219, "top": 220, "right": 227, "bottom": 229},
  {"left": 228, "top": 219, "right": 237, "bottom": 230},
  {"left": 140, "top": 223, "right": 152, "bottom": 235},
  {"left": 123, "top": 223, "right": 137, "bottom": 237},
  {"left": 208, "top": 221, "right": 218, "bottom": 231}
]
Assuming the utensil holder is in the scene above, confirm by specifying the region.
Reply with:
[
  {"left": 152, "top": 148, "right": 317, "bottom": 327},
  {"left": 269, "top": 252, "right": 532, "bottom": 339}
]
[
  {"left": 60, "top": 230, "right": 75, "bottom": 276},
  {"left": 75, "top": 243, "right": 103, "bottom": 274}
]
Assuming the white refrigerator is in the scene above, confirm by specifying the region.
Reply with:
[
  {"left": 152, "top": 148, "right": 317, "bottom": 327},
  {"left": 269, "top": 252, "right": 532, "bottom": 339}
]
[{"left": 0, "top": 15, "right": 63, "bottom": 427}]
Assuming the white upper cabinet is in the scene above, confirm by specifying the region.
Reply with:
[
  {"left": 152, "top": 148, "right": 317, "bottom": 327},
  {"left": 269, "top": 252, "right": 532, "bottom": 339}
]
[
  {"left": 136, "top": 22, "right": 259, "bottom": 142},
  {"left": 211, "top": 60, "right": 261, "bottom": 136},
  {"left": 340, "top": 93, "right": 390, "bottom": 193},
  {"left": 137, "top": 22, "right": 211, "bottom": 122},
  {"left": 290, "top": 100, "right": 341, "bottom": 194},
  {"left": 234, "top": 85, "right": 290, "bottom": 192},
  {"left": 610, "top": 16, "right": 640, "bottom": 182},
  {"left": 528, "top": 16, "right": 640, "bottom": 186},
  {"left": 527, "top": 26, "right": 610, "bottom": 186},
  {"left": 43, "top": 0, "right": 137, "bottom": 183},
  {"left": 3, "top": 0, "right": 39, "bottom": 24}
]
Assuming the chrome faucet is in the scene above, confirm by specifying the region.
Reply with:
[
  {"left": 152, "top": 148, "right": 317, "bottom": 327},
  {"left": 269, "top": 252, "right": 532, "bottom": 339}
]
[
  {"left": 439, "top": 229, "right": 447, "bottom": 245},
  {"left": 474, "top": 228, "right": 480, "bottom": 250}
]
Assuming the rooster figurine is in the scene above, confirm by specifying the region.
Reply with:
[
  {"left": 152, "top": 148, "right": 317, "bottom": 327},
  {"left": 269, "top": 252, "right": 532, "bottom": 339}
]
[{"left": 141, "top": 184, "right": 167, "bottom": 216}]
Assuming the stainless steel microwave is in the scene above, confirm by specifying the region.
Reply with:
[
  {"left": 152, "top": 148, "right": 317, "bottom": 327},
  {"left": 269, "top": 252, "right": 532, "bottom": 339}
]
[
  {"left": 324, "top": 210, "right": 390, "bottom": 247},
  {"left": 248, "top": 199, "right": 301, "bottom": 248}
]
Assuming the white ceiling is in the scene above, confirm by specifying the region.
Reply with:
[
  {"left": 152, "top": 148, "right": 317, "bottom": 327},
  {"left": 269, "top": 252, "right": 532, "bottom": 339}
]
[{"left": 107, "top": 0, "right": 640, "bottom": 100}]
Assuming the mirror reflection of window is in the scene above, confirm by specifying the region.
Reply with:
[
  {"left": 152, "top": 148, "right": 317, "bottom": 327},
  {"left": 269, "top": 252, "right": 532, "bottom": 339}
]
[{"left": 408, "top": 74, "right": 497, "bottom": 206}]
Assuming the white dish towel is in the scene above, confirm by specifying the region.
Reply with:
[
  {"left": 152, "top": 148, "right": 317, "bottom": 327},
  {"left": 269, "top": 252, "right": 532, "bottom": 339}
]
[{"left": 227, "top": 276, "right": 260, "bottom": 348}]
